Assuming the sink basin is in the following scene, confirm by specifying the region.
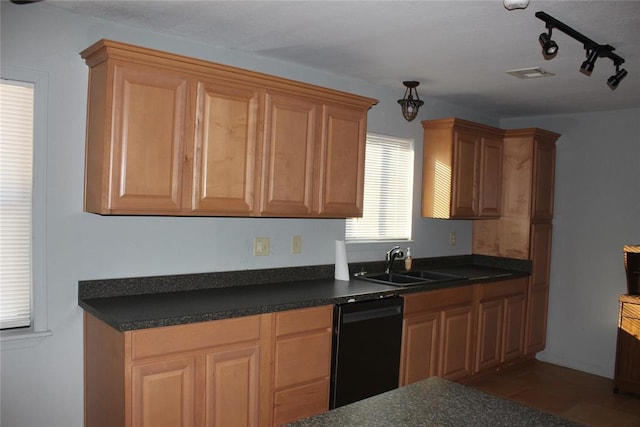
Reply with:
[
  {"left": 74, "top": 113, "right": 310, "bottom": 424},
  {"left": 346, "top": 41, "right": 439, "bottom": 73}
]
[
  {"left": 404, "top": 270, "right": 466, "bottom": 281},
  {"left": 359, "top": 272, "right": 428, "bottom": 286},
  {"left": 356, "top": 270, "right": 467, "bottom": 287}
]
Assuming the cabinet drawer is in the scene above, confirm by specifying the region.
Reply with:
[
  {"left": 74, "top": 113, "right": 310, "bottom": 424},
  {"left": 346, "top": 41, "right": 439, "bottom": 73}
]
[
  {"left": 275, "top": 305, "right": 332, "bottom": 337},
  {"left": 620, "top": 317, "right": 640, "bottom": 338},
  {"left": 273, "top": 379, "right": 329, "bottom": 427},
  {"left": 477, "top": 277, "right": 528, "bottom": 301},
  {"left": 274, "top": 330, "right": 332, "bottom": 389},
  {"left": 621, "top": 302, "right": 640, "bottom": 320},
  {"left": 130, "top": 315, "right": 262, "bottom": 360},
  {"left": 404, "top": 286, "right": 473, "bottom": 315}
]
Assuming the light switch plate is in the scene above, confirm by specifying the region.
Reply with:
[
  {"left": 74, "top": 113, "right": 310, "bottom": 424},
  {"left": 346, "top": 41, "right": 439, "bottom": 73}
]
[
  {"left": 254, "top": 237, "right": 270, "bottom": 256},
  {"left": 292, "top": 235, "right": 302, "bottom": 254}
]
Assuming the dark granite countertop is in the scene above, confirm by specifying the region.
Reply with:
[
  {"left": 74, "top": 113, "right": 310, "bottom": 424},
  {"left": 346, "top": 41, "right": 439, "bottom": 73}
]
[
  {"left": 79, "top": 255, "right": 531, "bottom": 332},
  {"left": 286, "top": 377, "right": 581, "bottom": 427}
]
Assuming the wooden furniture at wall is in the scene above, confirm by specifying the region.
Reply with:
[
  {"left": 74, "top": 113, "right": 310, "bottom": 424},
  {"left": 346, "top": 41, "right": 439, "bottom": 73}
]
[
  {"left": 474, "top": 277, "right": 528, "bottom": 373},
  {"left": 84, "top": 305, "right": 334, "bottom": 427},
  {"left": 81, "top": 39, "right": 376, "bottom": 218},
  {"left": 473, "top": 128, "right": 560, "bottom": 356},
  {"left": 421, "top": 118, "right": 504, "bottom": 219},
  {"left": 269, "top": 306, "right": 333, "bottom": 427},
  {"left": 400, "top": 285, "right": 475, "bottom": 385},
  {"left": 614, "top": 294, "right": 640, "bottom": 395},
  {"left": 84, "top": 312, "right": 270, "bottom": 427}
]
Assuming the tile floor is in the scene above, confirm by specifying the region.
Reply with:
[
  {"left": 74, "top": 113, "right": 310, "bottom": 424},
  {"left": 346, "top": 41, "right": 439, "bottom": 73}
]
[{"left": 465, "top": 360, "right": 640, "bottom": 427}]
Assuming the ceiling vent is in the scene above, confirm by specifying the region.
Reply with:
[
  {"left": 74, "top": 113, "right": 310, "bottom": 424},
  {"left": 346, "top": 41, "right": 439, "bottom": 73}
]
[{"left": 506, "top": 67, "right": 555, "bottom": 79}]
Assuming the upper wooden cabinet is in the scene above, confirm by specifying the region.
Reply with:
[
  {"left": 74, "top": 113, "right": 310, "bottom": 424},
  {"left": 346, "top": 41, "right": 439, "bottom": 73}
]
[
  {"left": 421, "top": 118, "right": 504, "bottom": 219},
  {"left": 81, "top": 39, "right": 376, "bottom": 217},
  {"left": 473, "top": 128, "right": 560, "bottom": 259}
]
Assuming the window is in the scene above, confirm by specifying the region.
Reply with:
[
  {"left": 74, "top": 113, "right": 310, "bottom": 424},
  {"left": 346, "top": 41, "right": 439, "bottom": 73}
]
[
  {"left": 346, "top": 133, "right": 414, "bottom": 242},
  {"left": 1, "top": 67, "right": 50, "bottom": 349}
]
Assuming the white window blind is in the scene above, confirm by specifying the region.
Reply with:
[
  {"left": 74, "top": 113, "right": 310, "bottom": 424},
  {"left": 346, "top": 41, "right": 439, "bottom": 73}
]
[
  {"left": 346, "top": 133, "right": 413, "bottom": 241},
  {"left": 0, "top": 80, "right": 34, "bottom": 329}
]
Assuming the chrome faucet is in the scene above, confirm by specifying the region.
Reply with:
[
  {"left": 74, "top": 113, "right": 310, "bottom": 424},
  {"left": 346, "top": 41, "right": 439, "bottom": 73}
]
[{"left": 385, "top": 246, "right": 404, "bottom": 274}]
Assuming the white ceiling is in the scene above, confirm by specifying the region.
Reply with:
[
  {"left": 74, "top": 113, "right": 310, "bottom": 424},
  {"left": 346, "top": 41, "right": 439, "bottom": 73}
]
[{"left": 38, "top": 0, "right": 640, "bottom": 118}]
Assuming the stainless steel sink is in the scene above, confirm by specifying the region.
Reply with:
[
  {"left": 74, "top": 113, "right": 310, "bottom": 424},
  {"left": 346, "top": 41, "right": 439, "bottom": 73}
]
[{"left": 356, "top": 270, "right": 467, "bottom": 287}]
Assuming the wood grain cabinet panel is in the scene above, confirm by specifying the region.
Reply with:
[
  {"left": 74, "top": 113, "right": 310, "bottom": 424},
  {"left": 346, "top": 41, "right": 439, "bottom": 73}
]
[
  {"left": 84, "top": 61, "right": 190, "bottom": 214},
  {"left": 131, "top": 357, "right": 197, "bottom": 427},
  {"left": 400, "top": 286, "right": 475, "bottom": 385},
  {"left": 474, "top": 278, "right": 528, "bottom": 375},
  {"left": 204, "top": 345, "right": 261, "bottom": 427},
  {"left": 400, "top": 311, "right": 440, "bottom": 385},
  {"left": 439, "top": 304, "right": 475, "bottom": 380},
  {"left": 614, "top": 295, "right": 640, "bottom": 395},
  {"left": 259, "top": 92, "right": 317, "bottom": 216},
  {"left": 270, "top": 305, "right": 333, "bottom": 426},
  {"left": 475, "top": 298, "right": 503, "bottom": 372},
  {"left": 84, "top": 313, "right": 270, "bottom": 427},
  {"left": 472, "top": 127, "right": 560, "bottom": 360},
  {"left": 317, "top": 104, "right": 367, "bottom": 217},
  {"left": 192, "top": 80, "right": 260, "bottom": 215},
  {"left": 422, "top": 118, "right": 504, "bottom": 219},
  {"left": 81, "top": 39, "right": 376, "bottom": 218}
]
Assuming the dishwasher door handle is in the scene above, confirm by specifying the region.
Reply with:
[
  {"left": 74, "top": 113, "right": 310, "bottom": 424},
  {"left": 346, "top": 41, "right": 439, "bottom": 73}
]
[{"left": 342, "top": 305, "right": 402, "bottom": 324}]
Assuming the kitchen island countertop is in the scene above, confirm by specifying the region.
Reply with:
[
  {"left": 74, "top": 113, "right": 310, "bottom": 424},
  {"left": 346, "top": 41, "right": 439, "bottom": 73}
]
[{"left": 286, "top": 377, "right": 581, "bottom": 427}]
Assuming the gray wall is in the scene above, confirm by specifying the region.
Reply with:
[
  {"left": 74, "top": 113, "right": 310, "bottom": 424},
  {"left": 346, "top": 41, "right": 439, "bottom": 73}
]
[{"left": 501, "top": 111, "right": 640, "bottom": 378}]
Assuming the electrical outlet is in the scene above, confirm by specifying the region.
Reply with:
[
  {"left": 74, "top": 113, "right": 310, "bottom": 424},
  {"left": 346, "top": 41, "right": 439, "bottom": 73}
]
[
  {"left": 292, "top": 235, "right": 302, "bottom": 254},
  {"left": 450, "top": 232, "right": 457, "bottom": 247},
  {"left": 254, "top": 237, "right": 270, "bottom": 256}
]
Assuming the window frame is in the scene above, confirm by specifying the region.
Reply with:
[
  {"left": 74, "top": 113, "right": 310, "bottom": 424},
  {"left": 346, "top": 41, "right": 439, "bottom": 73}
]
[
  {"left": 345, "top": 132, "right": 414, "bottom": 243},
  {"left": 1, "top": 66, "right": 52, "bottom": 350}
]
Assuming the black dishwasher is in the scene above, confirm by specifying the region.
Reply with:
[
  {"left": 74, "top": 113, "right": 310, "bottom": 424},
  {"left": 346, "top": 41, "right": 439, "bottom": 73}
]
[{"left": 329, "top": 296, "right": 404, "bottom": 408}]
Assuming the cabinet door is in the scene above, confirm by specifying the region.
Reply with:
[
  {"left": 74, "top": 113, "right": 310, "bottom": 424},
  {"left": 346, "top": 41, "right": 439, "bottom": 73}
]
[
  {"left": 477, "top": 136, "right": 503, "bottom": 217},
  {"left": 526, "top": 223, "right": 552, "bottom": 354},
  {"left": 451, "top": 130, "right": 479, "bottom": 218},
  {"left": 531, "top": 138, "right": 556, "bottom": 220},
  {"left": 439, "top": 305, "right": 474, "bottom": 380},
  {"left": 502, "top": 293, "right": 526, "bottom": 362},
  {"left": 131, "top": 356, "right": 197, "bottom": 427},
  {"left": 259, "top": 93, "right": 317, "bottom": 216},
  {"left": 400, "top": 311, "right": 440, "bottom": 386},
  {"left": 316, "top": 104, "right": 366, "bottom": 217},
  {"left": 104, "top": 63, "right": 189, "bottom": 213},
  {"left": 191, "top": 80, "right": 260, "bottom": 215},
  {"left": 204, "top": 344, "right": 261, "bottom": 427},
  {"left": 475, "top": 299, "right": 503, "bottom": 372}
]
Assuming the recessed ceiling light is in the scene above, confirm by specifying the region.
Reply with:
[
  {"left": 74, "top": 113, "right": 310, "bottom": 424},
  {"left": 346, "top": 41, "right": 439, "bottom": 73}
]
[{"left": 506, "top": 67, "right": 555, "bottom": 79}]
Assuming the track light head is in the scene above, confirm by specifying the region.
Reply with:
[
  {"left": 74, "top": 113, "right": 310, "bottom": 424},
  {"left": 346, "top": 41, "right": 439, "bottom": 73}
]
[
  {"left": 580, "top": 49, "right": 598, "bottom": 76},
  {"left": 539, "top": 31, "right": 558, "bottom": 58},
  {"left": 608, "top": 67, "right": 628, "bottom": 90}
]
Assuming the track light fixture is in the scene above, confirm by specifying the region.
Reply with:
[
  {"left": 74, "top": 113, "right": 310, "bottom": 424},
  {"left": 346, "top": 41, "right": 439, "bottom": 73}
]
[
  {"left": 580, "top": 49, "right": 598, "bottom": 76},
  {"left": 608, "top": 64, "right": 628, "bottom": 90},
  {"left": 535, "top": 11, "right": 628, "bottom": 90},
  {"left": 397, "top": 81, "right": 424, "bottom": 122},
  {"left": 539, "top": 29, "right": 558, "bottom": 58}
]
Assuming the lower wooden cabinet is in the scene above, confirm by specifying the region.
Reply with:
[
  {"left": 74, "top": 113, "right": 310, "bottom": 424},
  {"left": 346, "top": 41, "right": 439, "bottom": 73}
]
[
  {"left": 84, "top": 306, "right": 333, "bottom": 427},
  {"left": 401, "top": 278, "right": 531, "bottom": 386},
  {"left": 400, "top": 285, "right": 475, "bottom": 385},
  {"left": 269, "top": 306, "right": 333, "bottom": 426},
  {"left": 614, "top": 294, "right": 640, "bottom": 395},
  {"left": 85, "top": 313, "right": 267, "bottom": 427},
  {"left": 474, "top": 278, "right": 527, "bottom": 373}
]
